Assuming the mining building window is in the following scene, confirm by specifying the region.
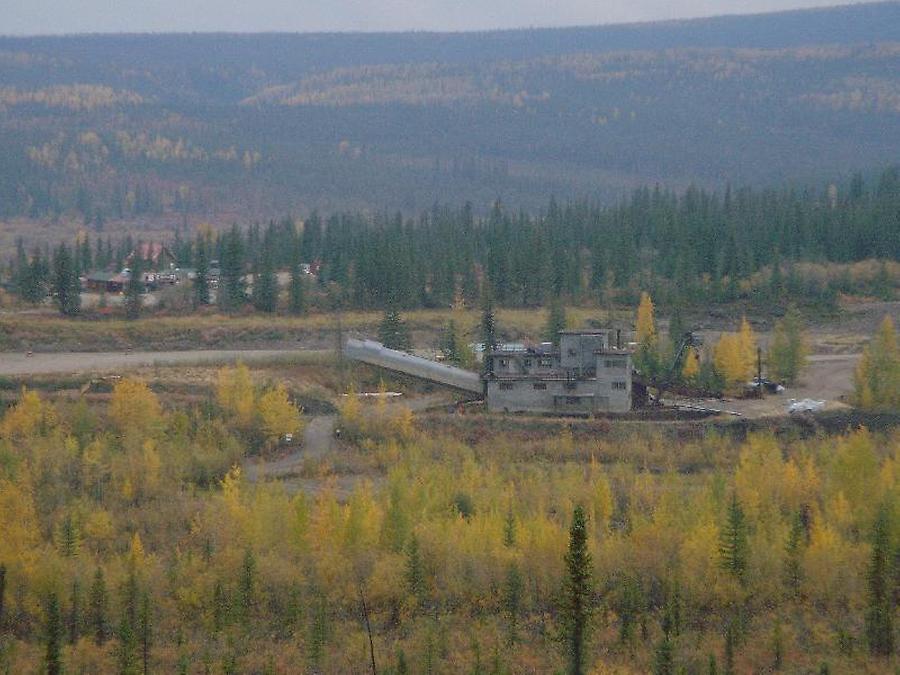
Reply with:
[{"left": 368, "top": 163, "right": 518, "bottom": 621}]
[
  {"left": 498, "top": 358, "right": 509, "bottom": 368},
  {"left": 565, "top": 396, "right": 581, "bottom": 405},
  {"left": 524, "top": 358, "right": 532, "bottom": 368},
  {"left": 605, "top": 359, "right": 625, "bottom": 369},
  {"left": 539, "top": 358, "right": 553, "bottom": 367},
  {"left": 565, "top": 381, "right": 578, "bottom": 390},
  {"left": 612, "top": 381, "right": 627, "bottom": 390},
  {"left": 533, "top": 382, "right": 547, "bottom": 390},
  {"left": 499, "top": 382, "right": 515, "bottom": 391}
]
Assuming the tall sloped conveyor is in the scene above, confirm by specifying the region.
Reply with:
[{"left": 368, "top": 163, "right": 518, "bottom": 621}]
[{"left": 343, "top": 338, "right": 484, "bottom": 396}]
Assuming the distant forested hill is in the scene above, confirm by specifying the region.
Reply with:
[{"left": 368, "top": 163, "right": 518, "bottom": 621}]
[{"left": 1, "top": 2, "right": 899, "bottom": 221}]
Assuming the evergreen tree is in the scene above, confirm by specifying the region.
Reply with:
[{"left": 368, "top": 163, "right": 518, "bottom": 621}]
[
  {"left": 193, "top": 236, "right": 210, "bottom": 307},
  {"left": 405, "top": 535, "right": 425, "bottom": 606},
  {"left": 617, "top": 575, "right": 644, "bottom": 644},
  {"left": 238, "top": 548, "right": 256, "bottom": 626},
  {"left": 20, "top": 249, "right": 50, "bottom": 304},
  {"left": 44, "top": 592, "right": 63, "bottom": 675},
  {"left": 307, "top": 594, "right": 329, "bottom": 670},
  {"left": 772, "top": 621, "right": 784, "bottom": 670},
  {"left": 502, "top": 562, "right": 523, "bottom": 645},
  {"left": 68, "top": 577, "right": 81, "bottom": 644},
  {"left": 379, "top": 307, "right": 411, "bottom": 351},
  {"left": 440, "top": 320, "right": 464, "bottom": 365},
  {"left": 480, "top": 291, "right": 498, "bottom": 375},
  {"left": 212, "top": 580, "right": 228, "bottom": 632},
  {"left": 544, "top": 300, "right": 568, "bottom": 346},
  {"left": 0, "top": 564, "right": 5, "bottom": 628},
  {"left": 561, "top": 505, "right": 592, "bottom": 675},
  {"left": 90, "top": 567, "right": 109, "bottom": 646},
  {"left": 12, "top": 238, "right": 28, "bottom": 297},
  {"left": 288, "top": 240, "right": 306, "bottom": 315},
  {"left": 502, "top": 509, "right": 517, "bottom": 548},
  {"left": 117, "top": 611, "right": 138, "bottom": 675},
  {"left": 719, "top": 494, "right": 749, "bottom": 584},
  {"left": 139, "top": 590, "right": 152, "bottom": 675},
  {"left": 124, "top": 255, "right": 143, "bottom": 320},
  {"left": 653, "top": 635, "right": 675, "bottom": 675},
  {"left": 865, "top": 506, "right": 894, "bottom": 656},
  {"left": 52, "top": 243, "right": 80, "bottom": 317},
  {"left": 219, "top": 224, "right": 246, "bottom": 312},
  {"left": 723, "top": 619, "right": 737, "bottom": 675},
  {"left": 253, "top": 248, "right": 277, "bottom": 313},
  {"left": 783, "top": 511, "right": 805, "bottom": 596}
]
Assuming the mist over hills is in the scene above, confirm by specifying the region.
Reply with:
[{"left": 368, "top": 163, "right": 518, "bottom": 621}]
[{"left": 1, "top": 2, "right": 899, "bottom": 221}]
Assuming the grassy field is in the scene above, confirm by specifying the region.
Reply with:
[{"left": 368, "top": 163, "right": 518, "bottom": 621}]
[{"left": 0, "top": 306, "right": 617, "bottom": 352}]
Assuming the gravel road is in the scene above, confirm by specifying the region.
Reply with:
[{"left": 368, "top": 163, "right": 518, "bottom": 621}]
[{"left": 0, "top": 349, "right": 323, "bottom": 376}]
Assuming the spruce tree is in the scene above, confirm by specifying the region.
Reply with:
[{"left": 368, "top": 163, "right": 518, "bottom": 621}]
[
  {"left": 253, "top": 248, "right": 277, "bottom": 313},
  {"left": 69, "top": 577, "right": 81, "bottom": 644},
  {"left": 219, "top": 224, "right": 246, "bottom": 312},
  {"left": 379, "top": 307, "right": 411, "bottom": 351},
  {"left": 0, "top": 563, "right": 5, "bottom": 628},
  {"left": 562, "top": 505, "right": 592, "bottom": 675},
  {"left": 502, "top": 509, "right": 517, "bottom": 548},
  {"left": 772, "top": 621, "right": 784, "bottom": 670},
  {"left": 193, "top": 236, "right": 210, "bottom": 307},
  {"left": 502, "top": 561, "right": 523, "bottom": 645},
  {"left": 653, "top": 635, "right": 675, "bottom": 675},
  {"left": 125, "top": 256, "right": 143, "bottom": 320},
  {"left": 238, "top": 548, "right": 256, "bottom": 627},
  {"left": 45, "top": 592, "right": 63, "bottom": 675},
  {"left": 723, "top": 620, "right": 736, "bottom": 675},
  {"left": 90, "top": 567, "right": 108, "bottom": 646},
  {"left": 21, "top": 249, "right": 50, "bottom": 304},
  {"left": 544, "top": 300, "right": 567, "bottom": 346},
  {"left": 405, "top": 535, "right": 425, "bottom": 606},
  {"left": 719, "top": 494, "right": 748, "bottom": 584},
  {"left": 139, "top": 590, "right": 152, "bottom": 675},
  {"left": 288, "top": 241, "right": 306, "bottom": 315},
  {"left": 865, "top": 506, "right": 894, "bottom": 656},
  {"left": 52, "top": 243, "right": 81, "bottom": 317},
  {"left": 783, "top": 511, "right": 804, "bottom": 596},
  {"left": 480, "top": 291, "right": 498, "bottom": 375},
  {"left": 440, "top": 320, "right": 463, "bottom": 365}
]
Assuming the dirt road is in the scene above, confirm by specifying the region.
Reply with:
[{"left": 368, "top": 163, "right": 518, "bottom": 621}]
[
  {"left": 0, "top": 349, "right": 325, "bottom": 376},
  {"left": 696, "top": 352, "right": 861, "bottom": 418},
  {"left": 242, "top": 393, "right": 456, "bottom": 494}
]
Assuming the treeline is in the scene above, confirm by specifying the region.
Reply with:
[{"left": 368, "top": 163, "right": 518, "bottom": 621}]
[
  {"left": 10, "top": 169, "right": 899, "bottom": 317},
  {"left": 313, "top": 169, "right": 900, "bottom": 311}
]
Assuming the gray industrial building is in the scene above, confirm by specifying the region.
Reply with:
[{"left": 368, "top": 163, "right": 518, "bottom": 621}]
[
  {"left": 483, "top": 329, "right": 639, "bottom": 414},
  {"left": 344, "top": 327, "right": 643, "bottom": 416}
]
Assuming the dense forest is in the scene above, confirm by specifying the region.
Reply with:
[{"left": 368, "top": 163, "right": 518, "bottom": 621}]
[
  {"left": 1, "top": 3, "right": 900, "bottom": 218},
  {"left": 9, "top": 168, "right": 899, "bottom": 318}
]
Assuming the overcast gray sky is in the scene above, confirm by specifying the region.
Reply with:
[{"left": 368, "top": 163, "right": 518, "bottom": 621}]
[{"left": 1, "top": 0, "right": 861, "bottom": 35}]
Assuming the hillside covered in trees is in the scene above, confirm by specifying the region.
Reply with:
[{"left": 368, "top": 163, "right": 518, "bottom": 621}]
[{"left": 2, "top": 2, "right": 900, "bottom": 220}]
